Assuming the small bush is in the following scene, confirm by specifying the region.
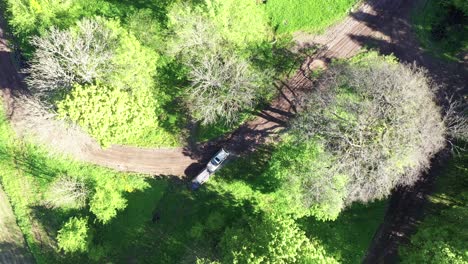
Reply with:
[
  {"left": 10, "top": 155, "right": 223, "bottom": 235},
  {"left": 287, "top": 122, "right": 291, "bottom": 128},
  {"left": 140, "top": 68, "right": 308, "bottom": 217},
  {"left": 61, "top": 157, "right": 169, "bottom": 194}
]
[
  {"left": 57, "top": 83, "right": 159, "bottom": 147},
  {"left": 57, "top": 216, "right": 90, "bottom": 253}
]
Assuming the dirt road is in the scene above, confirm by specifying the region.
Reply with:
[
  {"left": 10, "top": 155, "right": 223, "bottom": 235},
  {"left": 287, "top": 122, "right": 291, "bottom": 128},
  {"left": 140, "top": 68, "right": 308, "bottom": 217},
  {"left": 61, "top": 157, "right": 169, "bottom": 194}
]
[{"left": 0, "top": 0, "right": 394, "bottom": 178}]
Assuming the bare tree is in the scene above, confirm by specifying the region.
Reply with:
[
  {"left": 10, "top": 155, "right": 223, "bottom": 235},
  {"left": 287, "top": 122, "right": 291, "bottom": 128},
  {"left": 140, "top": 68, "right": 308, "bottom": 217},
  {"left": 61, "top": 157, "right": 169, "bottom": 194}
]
[
  {"left": 443, "top": 94, "right": 468, "bottom": 149},
  {"left": 186, "top": 52, "right": 264, "bottom": 125},
  {"left": 44, "top": 176, "right": 88, "bottom": 209},
  {"left": 26, "top": 18, "right": 116, "bottom": 96},
  {"left": 167, "top": 4, "right": 221, "bottom": 61},
  {"left": 291, "top": 56, "right": 446, "bottom": 204}
]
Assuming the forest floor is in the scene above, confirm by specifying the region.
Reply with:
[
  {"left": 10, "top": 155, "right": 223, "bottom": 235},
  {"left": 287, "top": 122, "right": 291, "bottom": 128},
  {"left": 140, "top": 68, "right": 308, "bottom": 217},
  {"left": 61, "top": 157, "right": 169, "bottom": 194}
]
[{"left": 0, "top": 0, "right": 466, "bottom": 262}]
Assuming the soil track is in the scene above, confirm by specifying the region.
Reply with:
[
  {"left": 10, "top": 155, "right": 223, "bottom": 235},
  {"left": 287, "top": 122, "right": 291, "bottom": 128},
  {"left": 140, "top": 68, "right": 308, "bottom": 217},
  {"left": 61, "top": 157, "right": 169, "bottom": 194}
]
[{"left": 0, "top": 0, "right": 401, "bottom": 178}]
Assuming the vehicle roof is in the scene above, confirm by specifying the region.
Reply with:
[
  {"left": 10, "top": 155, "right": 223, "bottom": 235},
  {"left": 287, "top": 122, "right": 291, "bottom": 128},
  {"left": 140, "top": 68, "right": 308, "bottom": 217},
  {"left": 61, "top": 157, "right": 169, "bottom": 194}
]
[{"left": 213, "top": 148, "right": 229, "bottom": 161}]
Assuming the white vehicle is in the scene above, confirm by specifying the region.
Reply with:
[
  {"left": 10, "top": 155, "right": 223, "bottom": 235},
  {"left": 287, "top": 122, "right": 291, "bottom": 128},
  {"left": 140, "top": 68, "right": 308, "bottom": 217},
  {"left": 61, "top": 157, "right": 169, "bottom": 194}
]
[
  {"left": 191, "top": 148, "right": 230, "bottom": 190},
  {"left": 206, "top": 148, "right": 229, "bottom": 173}
]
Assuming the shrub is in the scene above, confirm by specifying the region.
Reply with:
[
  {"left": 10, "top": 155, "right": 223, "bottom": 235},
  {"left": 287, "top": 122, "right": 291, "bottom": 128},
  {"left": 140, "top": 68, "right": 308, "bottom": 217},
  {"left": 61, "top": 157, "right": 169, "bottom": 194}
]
[
  {"left": 89, "top": 174, "right": 148, "bottom": 224},
  {"left": 44, "top": 175, "right": 88, "bottom": 209},
  {"left": 264, "top": 139, "right": 348, "bottom": 220},
  {"left": 105, "top": 18, "right": 160, "bottom": 93},
  {"left": 57, "top": 216, "right": 90, "bottom": 253},
  {"left": 57, "top": 83, "right": 159, "bottom": 147},
  {"left": 126, "top": 9, "right": 165, "bottom": 51}
]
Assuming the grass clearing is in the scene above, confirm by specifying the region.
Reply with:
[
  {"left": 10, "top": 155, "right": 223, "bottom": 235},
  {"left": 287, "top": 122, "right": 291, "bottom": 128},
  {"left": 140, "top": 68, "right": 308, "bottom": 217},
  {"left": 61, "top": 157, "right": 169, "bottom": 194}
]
[{"left": 265, "top": 0, "right": 358, "bottom": 34}]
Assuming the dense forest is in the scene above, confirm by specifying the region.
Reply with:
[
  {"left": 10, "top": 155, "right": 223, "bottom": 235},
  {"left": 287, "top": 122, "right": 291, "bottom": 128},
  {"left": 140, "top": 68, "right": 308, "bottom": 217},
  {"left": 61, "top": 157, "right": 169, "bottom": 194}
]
[{"left": 0, "top": 0, "right": 466, "bottom": 263}]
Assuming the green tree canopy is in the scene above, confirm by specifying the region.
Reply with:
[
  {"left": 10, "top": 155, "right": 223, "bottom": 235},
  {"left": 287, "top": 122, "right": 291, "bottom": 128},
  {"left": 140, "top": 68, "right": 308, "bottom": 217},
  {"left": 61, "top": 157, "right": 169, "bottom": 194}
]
[{"left": 221, "top": 214, "right": 338, "bottom": 263}]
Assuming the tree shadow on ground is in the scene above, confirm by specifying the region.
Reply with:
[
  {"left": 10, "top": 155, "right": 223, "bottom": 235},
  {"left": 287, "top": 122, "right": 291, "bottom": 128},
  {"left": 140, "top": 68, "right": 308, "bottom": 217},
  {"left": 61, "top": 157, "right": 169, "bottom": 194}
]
[
  {"left": 215, "top": 145, "right": 284, "bottom": 194},
  {"left": 347, "top": 0, "right": 467, "bottom": 96},
  {"left": 298, "top": 201, "right": 387, "bottom": 264},
  {"left": 89, "top": 177, "right": 254, "bottom": 263},
  {"left": 0, "top": 242, "right": 35, "bottom": 264}
]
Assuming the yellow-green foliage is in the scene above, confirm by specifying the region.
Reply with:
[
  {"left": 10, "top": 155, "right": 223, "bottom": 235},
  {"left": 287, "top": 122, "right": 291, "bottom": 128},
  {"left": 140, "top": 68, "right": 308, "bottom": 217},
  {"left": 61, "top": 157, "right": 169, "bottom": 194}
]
[
  {"left": 265, "top": 139, "right": 348, "bottom": 220},
  {"left": 57, "top": 83, "right": 158, "bottom": 147},
  {"left": 57, "top": 217, "right": 89, "bottom": 253},
  {"left": 104, "top": 19, "right": 160, "bottom": 92},
  {"left": 205, "top": 0, "right": 272, "bottom": 49}
]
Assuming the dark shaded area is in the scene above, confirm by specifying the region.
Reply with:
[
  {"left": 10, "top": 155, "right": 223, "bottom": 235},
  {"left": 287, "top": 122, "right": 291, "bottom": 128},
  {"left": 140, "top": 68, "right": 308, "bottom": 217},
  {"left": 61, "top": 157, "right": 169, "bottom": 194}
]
[
  {"left": 364, "top": 148, "right": 452, "bottom": 263},
  {"left": 214, "top": 145, "right": 283, "bottom": 193},
  {"left": 0, "top": 242, "right": 35, "bottom": 264},
  {"left": 299, "top": 201, "right": 386, "bottom": 264},
  {"left": 347, "top": 0, "right": 467, "bottom": 96},
  {"left": 91, "top": 178, "right": 255, "bottom": 263}
]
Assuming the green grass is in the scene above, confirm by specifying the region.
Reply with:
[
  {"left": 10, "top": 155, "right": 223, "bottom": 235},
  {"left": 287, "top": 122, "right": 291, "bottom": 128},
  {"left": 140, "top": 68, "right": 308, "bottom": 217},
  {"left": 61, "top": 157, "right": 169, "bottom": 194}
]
[
  {"left": 399, "top": 148, "right": 468, "bottom": 263},
  {"left": 265, "top": 0, "right": 358, "bottom": 34},
  {"left": 412, "top": 0, "right": 468, "bottom": 62}
]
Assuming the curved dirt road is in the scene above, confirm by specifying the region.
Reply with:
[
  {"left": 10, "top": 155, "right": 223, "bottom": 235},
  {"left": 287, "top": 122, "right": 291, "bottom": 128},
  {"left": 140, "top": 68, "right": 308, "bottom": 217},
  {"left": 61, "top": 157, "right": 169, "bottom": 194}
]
[{"left": 1, "top": 0, "right": 395, "bottom": 177}]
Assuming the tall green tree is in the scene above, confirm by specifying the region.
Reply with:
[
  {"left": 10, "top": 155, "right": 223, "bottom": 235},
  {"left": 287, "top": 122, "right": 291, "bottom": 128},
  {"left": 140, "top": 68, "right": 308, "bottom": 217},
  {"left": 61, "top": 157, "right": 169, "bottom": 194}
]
[{"left": 221, "top": 214, "right": 338, "bottom": 263}]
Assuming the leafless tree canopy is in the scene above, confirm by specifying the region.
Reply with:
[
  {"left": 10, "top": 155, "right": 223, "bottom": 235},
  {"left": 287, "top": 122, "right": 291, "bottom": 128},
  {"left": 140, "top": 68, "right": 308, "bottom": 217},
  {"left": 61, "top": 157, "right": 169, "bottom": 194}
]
[
  {"left": 26, "top": 19, "right": 116, "bottom": 95},
  {"left": 186, "top": 52, "right": 262, "bottom": 125},
  {"left": 168, "top": 6, "right": 220, "bottom": 61},
  {"left": 443, "top": 94, "right": 468, "bottom": 145},
  {"left": 44, "top": 176, "right": 88, "bottom": 209},
  {"left": 168, "top": 5, "right": 270, "bottom": 125},
  {"left": 291, "top": 57, "right": 446, "bottom": 204}
]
